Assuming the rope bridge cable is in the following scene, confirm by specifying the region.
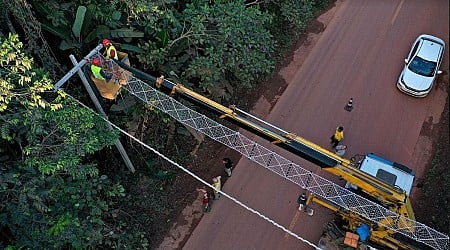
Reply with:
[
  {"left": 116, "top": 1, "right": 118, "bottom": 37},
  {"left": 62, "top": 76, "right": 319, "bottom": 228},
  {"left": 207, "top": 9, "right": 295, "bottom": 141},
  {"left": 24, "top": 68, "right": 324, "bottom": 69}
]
[
  {"left": 87, "top": 53, "right": 448, "bottom": 250},
  {"left": 63, "top": 93, "right": 322, "bottom": 250}
]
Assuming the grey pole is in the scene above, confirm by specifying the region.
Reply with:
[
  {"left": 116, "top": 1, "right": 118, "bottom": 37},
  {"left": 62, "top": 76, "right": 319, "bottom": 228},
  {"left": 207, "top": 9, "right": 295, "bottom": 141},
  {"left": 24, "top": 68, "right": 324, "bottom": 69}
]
[{"left": 69, "top": 54, "right": 136, "bottom": 173}]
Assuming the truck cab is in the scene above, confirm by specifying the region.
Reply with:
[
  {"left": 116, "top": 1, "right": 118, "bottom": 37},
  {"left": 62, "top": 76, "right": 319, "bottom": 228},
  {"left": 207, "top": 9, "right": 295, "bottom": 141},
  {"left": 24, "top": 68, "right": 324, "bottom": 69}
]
[{"left": 346, "top": 153, "right": 415, "bottom": 196}]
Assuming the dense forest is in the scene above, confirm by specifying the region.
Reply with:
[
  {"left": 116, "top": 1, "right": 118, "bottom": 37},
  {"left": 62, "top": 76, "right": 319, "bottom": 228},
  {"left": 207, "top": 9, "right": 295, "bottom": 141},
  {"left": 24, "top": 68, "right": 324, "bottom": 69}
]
[
  {"left": 1, "top": 0, "right": 448, "bottom": 249},
  {"left": 0, "top": 0, "right": 333, "bottom": 248}
]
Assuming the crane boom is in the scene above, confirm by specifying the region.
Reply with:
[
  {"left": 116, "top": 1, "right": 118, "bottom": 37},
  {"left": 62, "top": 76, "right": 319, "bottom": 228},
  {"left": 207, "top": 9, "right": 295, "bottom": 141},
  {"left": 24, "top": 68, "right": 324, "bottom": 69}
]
[
  {"left": 111, "top": 57, "right": 448, "bottom": 250},
  {"left": 117, "top": 60, "right": 413, "bottom": 216}
]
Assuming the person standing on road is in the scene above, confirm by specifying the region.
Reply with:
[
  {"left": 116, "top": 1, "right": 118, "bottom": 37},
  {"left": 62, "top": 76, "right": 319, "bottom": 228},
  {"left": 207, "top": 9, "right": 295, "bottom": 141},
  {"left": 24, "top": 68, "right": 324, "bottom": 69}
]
[
  {"left": 223, "top": 158, "right": 233, "bottom": 177},
  {"left": 212, "top": 176, "right": 222, "bottom": 200},
  {"left": 330, "top": 126, "right": 344, "bottom": 148},
  {"left": 297, "top": 193, "right": 307, "bottom": 211},
  {"left": 197, "top": 188, "right": 211, "bottom": 213}
]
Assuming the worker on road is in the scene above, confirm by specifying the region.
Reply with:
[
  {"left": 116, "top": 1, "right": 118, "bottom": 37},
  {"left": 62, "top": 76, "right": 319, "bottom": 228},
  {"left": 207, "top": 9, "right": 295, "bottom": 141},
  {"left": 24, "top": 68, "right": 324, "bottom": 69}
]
[
  {"left": 297, "top": 193, "right": 307, "bottom": 211},
  {"left": 90, "top": 58, "right": 112, "bottom": 82},
  {"left": 102, "top": 38, "right": 118, "bottom": 60},
  {"left": 223, "top": 157, "right": 233, "bottom": 177},
  {"left": 330, "top": 126, "right": 344, "bottom": 148},
  {"left": 212, "top": 176, "right": 222, "bottom": 200},
  {"left": 197, "top": 188, "right": 211, "bottom": 213}
]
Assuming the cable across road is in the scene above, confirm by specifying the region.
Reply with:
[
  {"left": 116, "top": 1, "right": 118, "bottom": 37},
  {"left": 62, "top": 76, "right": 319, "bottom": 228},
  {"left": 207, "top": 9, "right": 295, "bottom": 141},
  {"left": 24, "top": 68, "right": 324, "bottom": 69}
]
[{"left": 64, "top": 93, "right": 322, "bottom": 250}]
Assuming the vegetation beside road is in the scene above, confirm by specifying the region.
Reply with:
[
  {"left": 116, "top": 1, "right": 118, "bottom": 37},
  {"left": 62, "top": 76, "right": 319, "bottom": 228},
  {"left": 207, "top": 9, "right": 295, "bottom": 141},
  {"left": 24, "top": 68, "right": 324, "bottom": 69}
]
[
  {"left": 416, "top": 97, "right": 450, "bottom": 234},
  {"left": 0, "top": 0, "right": 333, "bottom": 248}
]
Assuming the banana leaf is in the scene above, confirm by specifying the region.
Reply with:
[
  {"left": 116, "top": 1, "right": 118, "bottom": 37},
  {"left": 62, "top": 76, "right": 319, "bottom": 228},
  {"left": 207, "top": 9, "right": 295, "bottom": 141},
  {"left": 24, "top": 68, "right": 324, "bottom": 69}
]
[
  {"left": 40, "top": 22, "right": 72, "bottom": 41},
  {"left": 81, "top": 5, "right": 95, "bottom": 37},
  {"left": 84, "top": 25, "right": 110, "bottom": 43},
  {"left": 110, "top": 29, "right": 145, "bottom": 38},
  {"left": 72, "top": 6, "right": 87, "bottom": 38}
]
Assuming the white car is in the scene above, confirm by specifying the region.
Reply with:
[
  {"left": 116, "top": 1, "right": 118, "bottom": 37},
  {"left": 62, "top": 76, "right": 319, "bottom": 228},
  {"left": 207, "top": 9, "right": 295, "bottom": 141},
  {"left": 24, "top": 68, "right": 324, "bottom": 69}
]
[{"left": 397, "top": 34, "right": 445, "bottom": 97}]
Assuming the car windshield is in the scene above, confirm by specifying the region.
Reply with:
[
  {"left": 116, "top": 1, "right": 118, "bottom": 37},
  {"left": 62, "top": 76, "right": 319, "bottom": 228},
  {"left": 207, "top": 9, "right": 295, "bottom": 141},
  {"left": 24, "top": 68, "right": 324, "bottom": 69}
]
[{"left": 408, "top": 56, "right": 437, "bottom": 77}]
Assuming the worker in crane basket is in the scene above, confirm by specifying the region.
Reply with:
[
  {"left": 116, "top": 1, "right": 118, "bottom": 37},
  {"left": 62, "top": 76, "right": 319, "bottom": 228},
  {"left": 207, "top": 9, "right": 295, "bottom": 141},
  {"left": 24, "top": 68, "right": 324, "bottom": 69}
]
[
  {"left": 90, "top": 58, "right": 112, "bottom": 82},
  {"left": 102, "top": 38, "right": 118, "bottom": 60}
]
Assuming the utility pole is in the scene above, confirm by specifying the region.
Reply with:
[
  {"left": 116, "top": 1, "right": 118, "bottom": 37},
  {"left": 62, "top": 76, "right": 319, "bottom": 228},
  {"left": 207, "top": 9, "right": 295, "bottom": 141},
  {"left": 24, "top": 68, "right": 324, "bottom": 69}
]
[{"left": 69, "top": 55, "right": 135, "bottom": 173}]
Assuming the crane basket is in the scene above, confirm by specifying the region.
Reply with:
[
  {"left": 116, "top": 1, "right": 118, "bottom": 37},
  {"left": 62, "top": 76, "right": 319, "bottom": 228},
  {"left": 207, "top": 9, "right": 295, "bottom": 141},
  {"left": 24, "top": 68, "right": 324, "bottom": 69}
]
[{"left": 90, "top": 52, "right": 130, "bottom": 100}]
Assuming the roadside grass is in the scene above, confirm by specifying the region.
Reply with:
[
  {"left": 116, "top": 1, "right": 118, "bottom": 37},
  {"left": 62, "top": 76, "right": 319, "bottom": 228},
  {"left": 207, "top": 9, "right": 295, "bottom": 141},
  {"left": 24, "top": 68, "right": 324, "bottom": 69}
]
[{"left": 416, "top": 102, "right": 450, "bottom": 234}]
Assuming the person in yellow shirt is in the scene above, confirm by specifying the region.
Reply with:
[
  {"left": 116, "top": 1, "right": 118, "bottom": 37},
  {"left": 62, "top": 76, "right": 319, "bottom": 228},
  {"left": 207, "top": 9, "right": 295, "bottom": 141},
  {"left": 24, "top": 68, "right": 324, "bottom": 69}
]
[
  {"left": 212, "top": 176, "right": 222, "bottom": 200},
  {"left": 330, "top": 126, "right": 344, "bottom": 148}
]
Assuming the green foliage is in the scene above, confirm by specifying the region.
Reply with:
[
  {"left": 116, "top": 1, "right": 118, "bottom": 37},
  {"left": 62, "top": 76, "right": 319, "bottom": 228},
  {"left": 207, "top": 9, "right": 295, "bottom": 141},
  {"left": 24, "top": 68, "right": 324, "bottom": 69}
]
[
  {"left": 0, "top": 33, "right": 58, "bottom": 112},
  {"left": 418, "top": 145, "right": 450, "bottom": 231},
  {"left": 2, "top": 0, "right": 65, "bottom": 78},
  {"left": 186, "top": 1, "right": 275, "bottom": 91},
  {"left": 33, "top": 2, "right": 144, "bottom": 51},
  {"left": 32, "top": 1, "right": 73, "bottom": 27},
  {"left": 137, "top": 42, "right": 170, "bottom": 69},
  {"left": 273, "top": 0, "right": 315, "bottom": 30},
  {"left": 146, "top": 160, "right": 175, "bottom": 180},
  {"left": 48, "top": 212, "right": 74, "bottom": 236},
  {"left": 0, "top": 34, "right": 146, "bottom": 249},
  {"left": 72, "top": 6, "right": 87, "bottom": 38}
]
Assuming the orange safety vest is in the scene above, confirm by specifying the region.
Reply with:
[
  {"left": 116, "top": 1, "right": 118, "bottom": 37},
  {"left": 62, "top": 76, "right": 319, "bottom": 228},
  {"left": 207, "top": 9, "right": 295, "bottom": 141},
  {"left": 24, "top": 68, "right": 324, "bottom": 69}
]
[{"left": 106, "top": 45, "right": 118, "bottom": 60}]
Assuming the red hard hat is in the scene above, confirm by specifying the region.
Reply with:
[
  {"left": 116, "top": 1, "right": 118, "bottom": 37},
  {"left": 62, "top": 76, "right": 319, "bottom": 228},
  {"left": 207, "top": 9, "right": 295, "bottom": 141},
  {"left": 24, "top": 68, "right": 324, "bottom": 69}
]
[
  {"left": 102, "top": 39, "right": 111, "bottom": 47},
  {"left": 92, "top": 58, "right": 101, "bottom": 66}
]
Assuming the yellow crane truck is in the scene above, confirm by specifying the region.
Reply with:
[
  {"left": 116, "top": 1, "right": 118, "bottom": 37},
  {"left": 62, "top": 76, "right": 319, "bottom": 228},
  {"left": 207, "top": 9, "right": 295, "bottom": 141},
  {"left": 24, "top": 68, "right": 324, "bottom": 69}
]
[{"left": 113, "top": 58, "right": 446, "bottom": 250}]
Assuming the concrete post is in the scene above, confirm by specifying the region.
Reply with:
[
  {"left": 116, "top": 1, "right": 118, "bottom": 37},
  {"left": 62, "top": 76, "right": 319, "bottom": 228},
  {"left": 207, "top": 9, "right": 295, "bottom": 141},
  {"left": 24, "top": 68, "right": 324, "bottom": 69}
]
[{"left": 69, "top": 55, "right": 135, "bottom": 173}]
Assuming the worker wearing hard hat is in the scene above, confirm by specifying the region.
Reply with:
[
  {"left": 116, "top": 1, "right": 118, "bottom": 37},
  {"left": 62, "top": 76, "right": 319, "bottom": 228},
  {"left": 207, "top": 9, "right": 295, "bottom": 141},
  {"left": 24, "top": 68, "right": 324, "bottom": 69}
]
[
  {"left": 330, "top": 126, "right": 344, "bottom": 148},
  {"left": 90, "top": 58, "right": 111, "bottom": 82},
  {"left": 102, "top": 39, "right": 118, "bottom": 60}
]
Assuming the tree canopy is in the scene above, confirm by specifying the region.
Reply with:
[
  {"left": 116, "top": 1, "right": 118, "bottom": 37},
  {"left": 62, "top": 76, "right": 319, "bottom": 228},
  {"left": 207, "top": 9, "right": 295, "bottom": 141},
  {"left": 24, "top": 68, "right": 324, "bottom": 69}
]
[
  {"left": 0, "top": 0, "right": 332, "bottom": 248},
  {"left": 0, "top": 33, "right": 147, "bottom": 249}
]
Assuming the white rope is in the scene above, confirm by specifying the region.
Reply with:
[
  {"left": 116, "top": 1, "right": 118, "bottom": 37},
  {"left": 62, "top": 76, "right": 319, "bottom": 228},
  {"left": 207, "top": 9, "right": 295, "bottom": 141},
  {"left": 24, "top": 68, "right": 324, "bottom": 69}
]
[{"left": 64, "top": 93, "right": 322, "bottom": 250}]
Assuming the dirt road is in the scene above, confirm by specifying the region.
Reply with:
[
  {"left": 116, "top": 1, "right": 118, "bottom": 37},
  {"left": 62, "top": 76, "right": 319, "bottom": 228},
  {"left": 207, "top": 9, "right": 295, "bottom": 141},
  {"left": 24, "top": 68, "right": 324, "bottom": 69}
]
[{"left": 181, "top": 0, "right": 449, "bottom": 249}]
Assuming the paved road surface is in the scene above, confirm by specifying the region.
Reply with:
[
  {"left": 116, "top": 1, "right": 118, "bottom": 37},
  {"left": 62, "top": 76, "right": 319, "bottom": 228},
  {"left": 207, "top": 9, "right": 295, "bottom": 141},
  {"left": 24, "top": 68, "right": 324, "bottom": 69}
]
[{"left": 183, "top": 0, "right": 449, "bottom": 249}]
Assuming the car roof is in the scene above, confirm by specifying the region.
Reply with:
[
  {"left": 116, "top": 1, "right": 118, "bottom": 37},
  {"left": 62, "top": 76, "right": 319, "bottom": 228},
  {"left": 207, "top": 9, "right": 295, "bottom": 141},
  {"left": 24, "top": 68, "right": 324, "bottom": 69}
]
[{"left": 417, "top": 37, "right": 444, "bottom": 61}]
